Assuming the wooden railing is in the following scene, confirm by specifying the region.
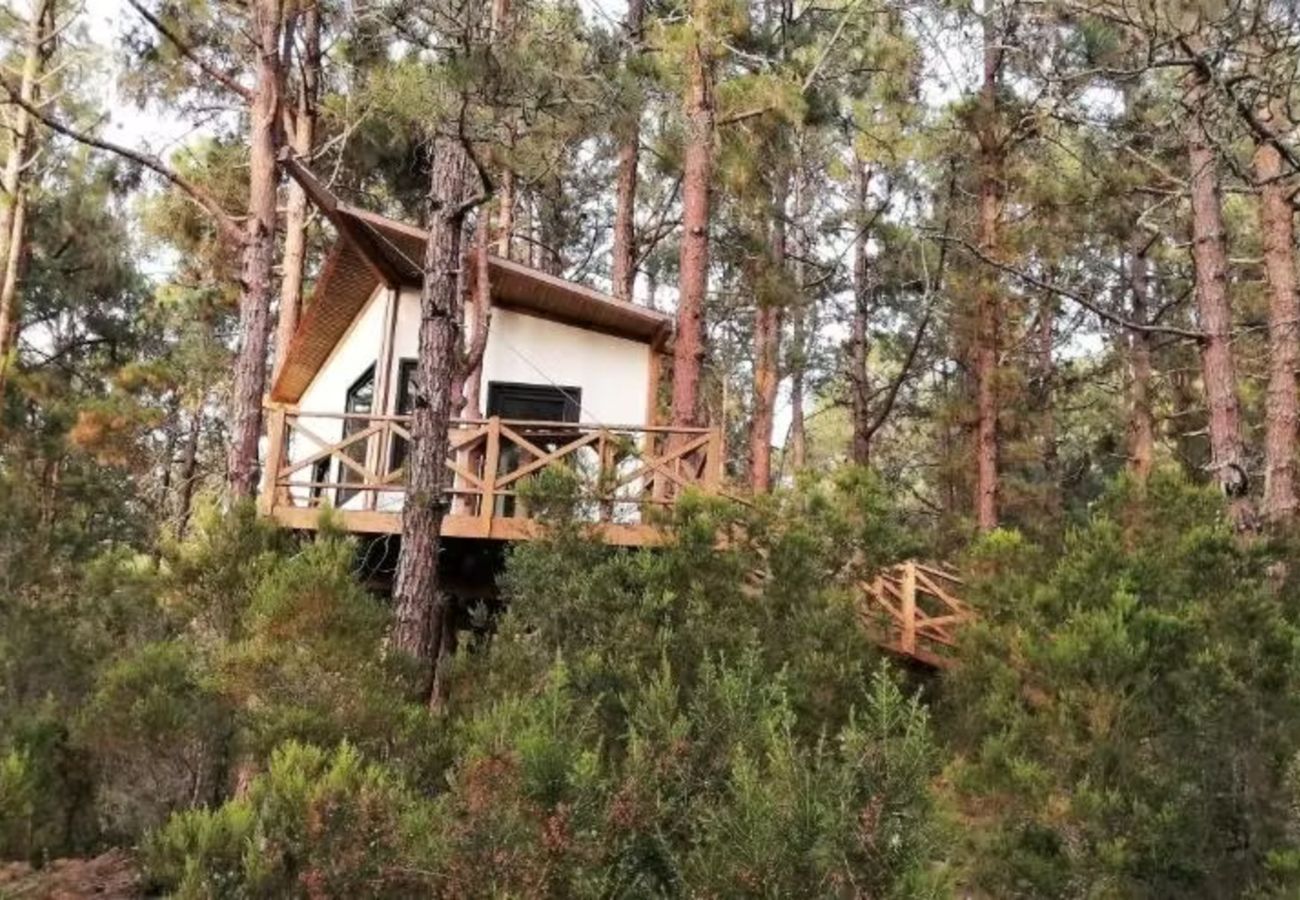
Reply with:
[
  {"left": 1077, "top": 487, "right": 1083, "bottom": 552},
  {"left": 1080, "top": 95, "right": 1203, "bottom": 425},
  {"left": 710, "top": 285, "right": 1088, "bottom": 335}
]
[
  {"left": 858, "top": 562, "right": 972, "bottom": 668},
  {"left": 259, "top": 407, "right": 724, "bottom": 544}
]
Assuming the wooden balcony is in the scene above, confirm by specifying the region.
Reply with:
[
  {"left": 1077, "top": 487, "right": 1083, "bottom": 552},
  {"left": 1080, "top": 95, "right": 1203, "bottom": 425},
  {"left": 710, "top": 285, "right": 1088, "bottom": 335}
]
[{"left": 259, "top": 407, "right": 724, "bottom": 547}]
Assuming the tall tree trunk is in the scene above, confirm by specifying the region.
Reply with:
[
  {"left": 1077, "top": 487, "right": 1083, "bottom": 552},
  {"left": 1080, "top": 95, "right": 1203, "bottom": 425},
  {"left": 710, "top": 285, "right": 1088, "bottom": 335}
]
[
  {"left": 273, "top": 0, "right": 321, "bottom": 376},
  {"left": 176, "top": 407, "right": 203, "bottom": 536},
  {"left": 1036, "top": 285, "right": 1058, "bottom": 515},
  {"left": 849, "top": 163, "right": 873, "bottom": 465},
  {"left": 671, "top": 5, "right": 713, "bottom": 429},
  {"left": 496, "top": 169, "right": 515, "bottom": 257},
  {"left": 1126, "top": 243, "right": 1155, "bottom": 484},
  {"left": 226, "top": 0, "right": 284, "bottom": 499},
  {"left": 392, "top": 137, "right": 470, "bottom": 695},
  {"left": 490, "top": 0, "right": 514, "bottom": 260},
  {"left": 973, "top": 13, "right": 1002, "bottom": 532},
  {"left": 1254, "top": 123, "right": 1298, "bottom": 526},
  {"left": 462, "top": 215, "right": 492, "bottom": 419},
  {"left": 786, "top": 151, "right": 813, "bottom": 473},
  {"left": 788, "top": 363, "right": 806, "bottom": 470},
  {"left": 610, "top": 0, "right": 646, "bottom": 303},
  {"left": 0, "top": 0, "right": 51, "bottom": 400},
  {"left": 748, "top": 176, "right": 785, "bottom": 492},
  {"left": 1185, "top": 70, "right": 1251, "bottom": 529}
]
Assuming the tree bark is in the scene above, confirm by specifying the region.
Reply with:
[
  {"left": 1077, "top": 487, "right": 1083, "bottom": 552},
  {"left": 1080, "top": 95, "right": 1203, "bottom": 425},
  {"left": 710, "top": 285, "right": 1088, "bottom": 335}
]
[
  {"left": 1254, "top": 123, "right": 1298, "bottom": 526},
  {"left": 391, "top": 137, "right": 470, "bottom": 693},
  {"left": 973, "top": 13, "right": 1002, "bottom": 533},
  {"left": 176, "top": 407, "right": 203, "bottom": 536},
  {"left": 1126, "top": 243, "right": 1155, "bottom": 484},
  {"left": 1036, "top": 285, "right": 1058, "bottom": 516},
  {"left": 226, "top": 0, "right": 284, "bottom": 499},
  {"left": 785, "top": 149, "right": 813, "bottom": 474},
  {"left": 273, "top": 0, "right": 321, "bottom": 377},
  {"left": 849, "top": 163, "right": 873, "bottom": 465},
  {"left": 0, "top": 0, "right": 51, "bottom": 399},
  {"left": 610, "top": 0, "right": 646, "bottom": 303},
  {"left": 462, "top": 215, "right": 492, "bottom": 419},
  {"left": 671, "top": 4, "right": 713, "bottom": 429},
  {"left": 496, "top": 168, "right": 515, "bottom": 257},
  {"left": 1185, "top": 70, "right": 1252, "bottom": 529},
  {"left": 748, "top": 176, "right": 786, "bottom": 492}
]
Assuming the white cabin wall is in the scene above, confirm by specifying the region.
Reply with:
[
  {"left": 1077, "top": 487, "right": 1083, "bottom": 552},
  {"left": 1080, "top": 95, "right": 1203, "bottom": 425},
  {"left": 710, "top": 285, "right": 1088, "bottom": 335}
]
[
  {"left": 285, "top": 284, "right": 391, "bottom": 509},
  {"left": 389, "top": 287, "right": 652, "bottom": 426},
  {"left": 284, "top": 285, "right": 653, "bottom": 513}
]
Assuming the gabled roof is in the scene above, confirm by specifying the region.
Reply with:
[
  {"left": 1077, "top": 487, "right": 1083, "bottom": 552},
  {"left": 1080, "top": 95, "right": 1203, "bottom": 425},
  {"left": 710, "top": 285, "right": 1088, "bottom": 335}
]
[{"left": 270, "top": 155, "right": 673, "bottom": 404}]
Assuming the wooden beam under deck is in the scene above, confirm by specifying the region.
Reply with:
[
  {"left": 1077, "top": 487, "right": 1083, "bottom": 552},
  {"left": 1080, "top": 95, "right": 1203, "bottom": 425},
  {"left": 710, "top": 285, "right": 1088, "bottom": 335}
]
[{"left": 270, "top": 505, "right": 668, "bottom": 548}]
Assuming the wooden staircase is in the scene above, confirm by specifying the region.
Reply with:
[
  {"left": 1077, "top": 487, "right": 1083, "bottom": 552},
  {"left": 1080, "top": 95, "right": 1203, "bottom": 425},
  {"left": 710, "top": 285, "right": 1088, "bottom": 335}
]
[{"left": 857, "top": 562, "right": 972, "bottom": 669}]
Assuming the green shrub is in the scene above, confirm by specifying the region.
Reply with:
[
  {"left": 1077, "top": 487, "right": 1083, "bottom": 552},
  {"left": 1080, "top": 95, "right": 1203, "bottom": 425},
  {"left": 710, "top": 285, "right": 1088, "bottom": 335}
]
[
  {"left": 944, "top": 471, "right": 1300, "bottom": 897},
  {"left": 78, "top": 641, "right": 230, "bottom": 840},
  {"left": 0, "top": 749, "right": 35, "bottom": 859},
  {"left": 145, "top": 741, "right": 431, "bottom": 899}
]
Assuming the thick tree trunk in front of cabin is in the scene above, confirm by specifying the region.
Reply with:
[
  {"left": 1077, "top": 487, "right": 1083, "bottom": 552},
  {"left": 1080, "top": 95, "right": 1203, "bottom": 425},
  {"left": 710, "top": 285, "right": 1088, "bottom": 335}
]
[
  {"left": 273, "top": 0, "right": 321, "bottom": 377},
  {"left": 848, "top": 163, "right": 873, "bottom": 466},
  {"left": 1254, "top": 125, "right": 1299, "bottom": 526},
  {"left": 1126, "top": 242, "right": 1155, "bottom": 484},
  {"left": 496, "top": 169, "right": 515, "bottom": 257},
  {"left": 392, "top": 137, "right": 469, "bottom": 688},
  {"left": 748, "top": 176, "right": 786, "bottom": 492},
  {"left": 1184, "top": 70, "right": 1252, "bottom": 530},
  {"left": 226, "top": 0, "right": 284, "bottom": 500},
  {"left": 490, "top": 0, "right": 515, "bottom": 262},
  {"left": 973, "top": 16, "right": 1002, "bottom": 533},
  {"left": 0, "top": 0, "right": 51, "bottom": 401},
  {"left": 461, "top": 216, "right": 492, "bottom": 418},
  {"left": 671, "top": 9, "right": 713, "bottom": 429},
  {"left": 610, "top": 0, "right": 646, "bottom": 303}
]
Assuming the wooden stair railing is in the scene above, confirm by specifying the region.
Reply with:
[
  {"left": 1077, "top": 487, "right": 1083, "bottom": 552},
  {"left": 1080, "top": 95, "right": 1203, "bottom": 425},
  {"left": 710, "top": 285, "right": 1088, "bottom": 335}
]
[{"left": 858, "top": 562, "right": 972, "bottom": 669}]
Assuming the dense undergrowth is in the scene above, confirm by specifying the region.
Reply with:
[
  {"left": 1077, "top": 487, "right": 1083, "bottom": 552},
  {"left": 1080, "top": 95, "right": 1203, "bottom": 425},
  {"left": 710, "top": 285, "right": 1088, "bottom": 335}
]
[{"left": 5, "top": 468, "right": 1300, "bottom": 897}]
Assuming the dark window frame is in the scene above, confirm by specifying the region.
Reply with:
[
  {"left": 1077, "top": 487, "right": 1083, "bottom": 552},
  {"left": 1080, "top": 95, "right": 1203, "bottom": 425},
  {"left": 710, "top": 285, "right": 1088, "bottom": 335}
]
[
  {"left": 486, "top": 381, "right": 582, "bottom": 423},
  {"left": 337, "top": 362, "right": 376, "bottom": 506}
]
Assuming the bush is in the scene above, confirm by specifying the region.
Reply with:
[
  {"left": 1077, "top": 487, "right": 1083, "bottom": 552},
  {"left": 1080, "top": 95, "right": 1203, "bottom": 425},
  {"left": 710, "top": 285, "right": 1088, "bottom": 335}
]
[
  {"left": 145, "top": 741, "right": 431, "bottom": 899},
  {"left": 943, "top": 472, "right": 1300, "bottom": 897}
]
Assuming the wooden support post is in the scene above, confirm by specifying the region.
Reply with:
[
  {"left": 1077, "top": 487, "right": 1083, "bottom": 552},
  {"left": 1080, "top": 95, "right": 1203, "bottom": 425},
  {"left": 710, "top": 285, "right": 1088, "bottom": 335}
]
[
  {"left": 900, "top": 562, "right": 917, "bottom": 655},
  {"left": 599, "top": 428, "right": 614, "bottom": 522},
  {"left": 259, "top": 405, "right": 288, "bottom": 515},
  {"left": 704, "top": 427, "right": 723, "bottom": 492},
  {"left": 479, "top": 416, "right": 501, "bottom": 535}
]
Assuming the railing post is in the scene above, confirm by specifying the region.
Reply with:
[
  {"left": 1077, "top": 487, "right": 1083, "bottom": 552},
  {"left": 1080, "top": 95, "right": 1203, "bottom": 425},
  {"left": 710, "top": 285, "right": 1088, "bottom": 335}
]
[
  {"left": 598, "top": 429, "right": 614, "bottom": 522},
  {"left": 900, "top": 562, "right": 917, "bottom": 655},
  {"left": 703, "top": 427, "right": 723, "bottom": 492},
  {"left": 259, "top": 405, "right": 287, "bottom": 516},
  {"left": 479, "top": 416, "right": 501, "bottom": 536}
]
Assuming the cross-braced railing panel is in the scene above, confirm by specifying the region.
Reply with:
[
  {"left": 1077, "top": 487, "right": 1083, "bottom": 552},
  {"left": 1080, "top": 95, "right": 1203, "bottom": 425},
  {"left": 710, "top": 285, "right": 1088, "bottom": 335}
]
[
  {"left": 858, "top": 562, "right": 972, "bottom": 668},
  {"left": 259, "top": 408, "right": 723, "bottom": 541}
]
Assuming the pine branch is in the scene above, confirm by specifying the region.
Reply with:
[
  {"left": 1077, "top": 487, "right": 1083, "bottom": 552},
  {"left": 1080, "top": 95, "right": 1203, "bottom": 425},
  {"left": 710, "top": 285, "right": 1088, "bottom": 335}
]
[
  {"left": 1177, "top": 36, "right": 1300, "bottom": 175},
  {"left": 1, "top": 83, "right": 244, "bottom": 244},
  {"left": 124, "top": 0, "right": 255, "bottom": 104},
  {"left": 932, "top": 232, "right": 1204, "bottom": 340}
]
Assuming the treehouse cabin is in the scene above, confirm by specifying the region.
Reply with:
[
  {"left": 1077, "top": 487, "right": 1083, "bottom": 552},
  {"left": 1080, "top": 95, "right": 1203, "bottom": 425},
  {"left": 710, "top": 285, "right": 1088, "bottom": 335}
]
[{"left": 259, "top": 167, "right": 722, "bottom": 547}]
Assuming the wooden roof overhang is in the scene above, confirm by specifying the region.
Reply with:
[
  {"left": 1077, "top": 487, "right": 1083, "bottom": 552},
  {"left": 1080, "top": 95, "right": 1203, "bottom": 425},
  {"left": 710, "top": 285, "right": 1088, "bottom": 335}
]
[{"left": 271, "top": 154, "right": 673, "bottom": 404}]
